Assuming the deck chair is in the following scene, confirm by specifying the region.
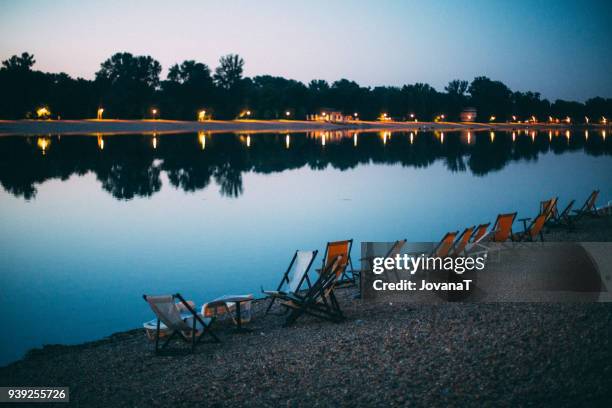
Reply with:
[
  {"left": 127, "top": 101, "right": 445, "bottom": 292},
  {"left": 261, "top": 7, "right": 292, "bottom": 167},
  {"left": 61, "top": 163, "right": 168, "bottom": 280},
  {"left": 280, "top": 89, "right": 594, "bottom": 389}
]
[
  {"left": 319, "top": 239, "right": 355, "bottom": 284},
  {"left": 451, "top": 226, "right": 475, "bottom": 256},
  {"left": 572, "top": 190, "right": 600, "bottom": 219},
  {"left": 278, "top": 255, "right": 345, "bottom": 326},
  {"left": 143, "top": 293, "right": 219, "bottom": 354},
  {"left": 540, "top": 197, "right": 559, "bottom": 223},
  {"left": 491, "top": 213, "right": 517, "bottom": 242},
  {"left": 514, "top": 213, "right": 547, "bottom": 242},
  {"left": 547, "top": 200, "right": 575, "bottom": 228},
  {"left": 433, "top": 231, "right": 459, "bottom": 257},
  {"left": 262, "top": 250, "right": 318, "bottom": 317},
  {"left": 470, "top": 223, "right": 491, "bottom": 243},
  {"left": 358, "top": 239, "right": 407, "bottom": 292}
]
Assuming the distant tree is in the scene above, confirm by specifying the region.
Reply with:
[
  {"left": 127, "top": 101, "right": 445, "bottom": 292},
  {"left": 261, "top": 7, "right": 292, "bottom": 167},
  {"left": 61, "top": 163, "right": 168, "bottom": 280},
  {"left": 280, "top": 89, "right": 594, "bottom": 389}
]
[
  {"left": 162, "top": 60, "right": 214, "bottom": 119},
  {"left": 445, "top": 79, "right": 468, "bottom": 96},
  {"left": 468, "top": 76, "right": 513, "bottom": 121},
  {"left": 95, "top": 52, "right": 162, "bottom": 118},
  {"left": 1, "top": 52, "right": 35, "bottom": 71},
  {"left": 214, "top": 54, "right": 244, "bottom": 90}
]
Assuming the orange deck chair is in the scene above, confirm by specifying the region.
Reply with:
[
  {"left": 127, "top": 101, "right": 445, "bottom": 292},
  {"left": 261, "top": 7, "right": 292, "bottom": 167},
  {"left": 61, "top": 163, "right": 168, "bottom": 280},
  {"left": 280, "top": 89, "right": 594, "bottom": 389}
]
[
  {"left": 451, "top": 226, "right": 475, "bottom": 256},
  {"left": 573, "top": 190, "right": 600, "bottom": 219},
  {"left": 320, "top": 239, "right": 355, "bottom": 283},
  {"left": 470, "top": 223, "right": 491, "bottom": 243},
  {"left": 515, "top": 213, "right": 547, "bottom": 242},
  {"left": 433, "top": 231, "right": 459, "bottom": 257},
  {"left": 539, "top": 197, "right": 559, "bottom": 223},
  {"left": 491, "top": 213, "right": 517, "bottom": 242}
]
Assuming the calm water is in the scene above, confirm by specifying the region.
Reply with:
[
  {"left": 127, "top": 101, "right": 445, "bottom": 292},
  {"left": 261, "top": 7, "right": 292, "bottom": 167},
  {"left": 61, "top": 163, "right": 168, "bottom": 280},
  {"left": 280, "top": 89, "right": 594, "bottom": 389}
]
[{"left": 1, "top": 129, "right": 611, "bottom": 365}]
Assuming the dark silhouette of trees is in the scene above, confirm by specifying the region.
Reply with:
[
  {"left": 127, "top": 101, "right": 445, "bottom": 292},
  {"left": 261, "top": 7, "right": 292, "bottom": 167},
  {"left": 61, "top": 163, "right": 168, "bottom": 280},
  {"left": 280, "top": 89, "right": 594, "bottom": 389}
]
[
  {"left": 2, "top": 52, "right": 35, "bottom": 71},
  {"left": 468, "top": 76, "right": 513, "bottom": 121},
  {"left": 160, "top": 60, "right": 214, "bottom": 119},
  {"left": 1, "top": 51, "right": 611, "bottom": 122},
  {"left": 95, "top": 52, "right": 162, "bottom": 118}
]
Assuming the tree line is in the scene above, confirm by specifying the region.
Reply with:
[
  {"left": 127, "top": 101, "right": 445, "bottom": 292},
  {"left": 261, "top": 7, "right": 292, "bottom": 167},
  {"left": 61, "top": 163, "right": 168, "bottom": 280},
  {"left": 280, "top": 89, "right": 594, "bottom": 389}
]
[{"left": 1, "top": 51, "right": 611, "bottom": 122}]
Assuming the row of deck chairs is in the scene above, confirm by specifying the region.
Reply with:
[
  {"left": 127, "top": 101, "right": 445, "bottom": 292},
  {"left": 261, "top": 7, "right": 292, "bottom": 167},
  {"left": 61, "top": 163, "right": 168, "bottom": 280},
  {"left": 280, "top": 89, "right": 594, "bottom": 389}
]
[
  {"left": 429, "top": 190, "right": 601, "bottom": 258},
  {"left": 141, "top": 190, "right": 602, "bottom": 354}
]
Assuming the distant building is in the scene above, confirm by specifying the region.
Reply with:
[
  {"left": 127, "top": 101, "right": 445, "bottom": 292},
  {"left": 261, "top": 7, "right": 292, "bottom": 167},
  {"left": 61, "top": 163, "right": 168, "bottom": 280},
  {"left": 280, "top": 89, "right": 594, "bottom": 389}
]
[
  {"left": 460, "top": 107, "right": 477, "bottom": 122},
  {"left": 308, "top": 109, "right": 348, "bottom": 122}
]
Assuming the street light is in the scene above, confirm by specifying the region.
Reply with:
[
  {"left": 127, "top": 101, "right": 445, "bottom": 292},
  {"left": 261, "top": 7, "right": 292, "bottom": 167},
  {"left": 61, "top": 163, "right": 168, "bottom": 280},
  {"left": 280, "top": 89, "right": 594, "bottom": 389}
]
[
  {"left": 489, "top": 116, "right": 496, "bottom": 122},
  {"left": 285, "top": 111, "right": 291, "bottom": 117},
  {"left": 585, "top": 116, "right": 589, "bottom": 124},
  {"left": 198, "top": 110, "right": 207, "bottom": 121},
  {"left": 36, "top": 107, "right": 50, "bottom": 119},
  {"left": 151, "top": 108, "right": 158, "bottom": 119}
]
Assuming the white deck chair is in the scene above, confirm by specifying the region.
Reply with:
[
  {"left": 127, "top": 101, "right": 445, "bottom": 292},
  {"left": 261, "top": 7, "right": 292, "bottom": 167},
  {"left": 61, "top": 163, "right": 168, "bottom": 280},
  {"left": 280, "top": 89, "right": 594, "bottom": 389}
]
[
  {"left": 142, "top": 293, "right": 219, "bottom": 354},
  {"left": 262, "top": 250, "right": 318, "bottom": 316}
]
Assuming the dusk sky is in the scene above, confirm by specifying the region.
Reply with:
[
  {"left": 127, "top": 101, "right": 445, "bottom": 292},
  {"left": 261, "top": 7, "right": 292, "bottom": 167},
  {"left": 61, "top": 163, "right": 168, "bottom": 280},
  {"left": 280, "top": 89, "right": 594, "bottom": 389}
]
[{"left": 1, "top": 0, "right": 612, "bottom": 101}]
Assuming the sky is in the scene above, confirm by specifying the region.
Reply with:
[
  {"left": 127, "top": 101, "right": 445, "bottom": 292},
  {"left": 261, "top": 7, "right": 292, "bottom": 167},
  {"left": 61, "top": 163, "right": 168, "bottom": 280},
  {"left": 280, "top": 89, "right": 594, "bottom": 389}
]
[{"left": 1, "top": 0, "right": 611, "bottom": 101}]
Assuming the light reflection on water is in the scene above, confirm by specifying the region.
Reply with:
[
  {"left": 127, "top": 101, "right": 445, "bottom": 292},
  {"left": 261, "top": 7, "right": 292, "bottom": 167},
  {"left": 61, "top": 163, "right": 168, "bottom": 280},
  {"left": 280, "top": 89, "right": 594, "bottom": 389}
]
[{"left": 0, "top": 130, "right": 611, "bottom": 365}]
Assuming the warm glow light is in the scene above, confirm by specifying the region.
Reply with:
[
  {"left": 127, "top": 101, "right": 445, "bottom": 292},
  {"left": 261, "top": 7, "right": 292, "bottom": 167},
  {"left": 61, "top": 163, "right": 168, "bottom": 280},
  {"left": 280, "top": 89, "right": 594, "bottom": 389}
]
[
  {"left": 321, "top": 134, "right": 326, "bottom": 146},
  {"left": 285, "top": 111, "right": 291, "bottom": 117},
  {"left": 440, "top": 132, "right": 444, "bottom": 144},
  {"left": 97, "top": 108, "right": 104, "bottom": 120},
  {"left": 490, "top": 131, "right": 495, "bottom": 142},
  {"left": 531, "top": 115, "right": 536, "bottom": 123},
  {"left": 246, "top": 135, "right": 251, "bottom": 147},
  {"left": 512, "top": 131, "right": 516, "bottom": 142},
  {"left": 531, "top": 131, "right": 536, "bottom": 142},
  {"left": 585, "top": 130, "right": 589, "bottom": 140},
  {"left": 285, "top": 134, "right": 290, "bottom": 149},
  {"left": 198, "top": 131, "right": 206, "bottom": 150},
  {"left": 489, "top": 116, "right": 496, "bottom": 122},
  {"left": 36, "top": 107, "right": 50, "bottom": 119},
  {"left": 353, "top": 133, "right": 358, "bottom": 147},
  {"left": 585, "top": 116, "right": 589, "bottom": 124},
  {"left": 467, "top": 131, "right": 471, "bottom": 144},
  {"left": 354, "top": 112, "right": 359, "bottom": 117},
  {"left": 37, "top": 137, "right": 50, "bottom": 154},
  {"left": 602, "top": 117, "right": 607, "bottom": 124},
  {"left": 198, "top": 110, "right": 207, "bottom": 121},
  {"left": 97, "top": 135, "right": 104, "bottom": 150},
  {"left": 512, "top": 115, "right": 517, "bottom": 121},
  {"left": 602, "top": 130, "right": 606, "bottom": 141},
  {"left": 565, "top": 130, "right": 570, "bottom": 140},
  {"left": 152, "top": 136, "right": 157, "bottom": 149},
  {"left": 467, "top": 115, "right": 472, "bottom": 121},
  {"left": 246, "top": 110, "right": 251, "bottom": 116},
  {"left": 565, "top": 116, "right": 571, "bottom": 124},
  {"left": 409, "top": 113, "right": 415, "bottom": 118},
  {"left": 409, "top": 132, "right": 414, "bottom": 145},
  {"left": 548, "top": 130, "right": 552, "bottom": 142}
]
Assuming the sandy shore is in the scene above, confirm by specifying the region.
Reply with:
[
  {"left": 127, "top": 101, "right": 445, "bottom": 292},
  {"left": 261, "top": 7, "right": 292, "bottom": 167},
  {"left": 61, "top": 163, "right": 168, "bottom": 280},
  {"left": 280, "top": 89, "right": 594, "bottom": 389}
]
[
  {"left": 0, "top": 119, "right": 599, "bottom": 136},
  {"left": 1, "top": 216, "right": 611, "bottom": 406}
]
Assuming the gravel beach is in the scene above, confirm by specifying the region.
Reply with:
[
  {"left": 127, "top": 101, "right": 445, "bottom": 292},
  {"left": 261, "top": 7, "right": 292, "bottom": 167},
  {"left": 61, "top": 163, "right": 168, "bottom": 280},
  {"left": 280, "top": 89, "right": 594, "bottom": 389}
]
[{"left": 1, "top": 216, "right": 611, "bottom": 407}]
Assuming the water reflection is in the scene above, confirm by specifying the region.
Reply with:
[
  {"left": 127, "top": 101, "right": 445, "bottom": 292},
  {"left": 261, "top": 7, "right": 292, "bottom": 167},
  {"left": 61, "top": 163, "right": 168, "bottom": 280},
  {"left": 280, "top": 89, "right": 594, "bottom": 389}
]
[{"left": 0, "top": 130, "right": 610, "bottom": 201}]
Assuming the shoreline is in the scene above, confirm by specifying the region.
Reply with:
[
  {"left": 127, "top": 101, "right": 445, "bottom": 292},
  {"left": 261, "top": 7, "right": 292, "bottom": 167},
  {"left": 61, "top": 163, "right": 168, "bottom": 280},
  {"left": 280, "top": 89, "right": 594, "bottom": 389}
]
[
  {"left": 0, "top": 119, "right": 606, "bottom": 137},
  {"left": 1, "top": 216, "right": 610, "bottom": 406}
]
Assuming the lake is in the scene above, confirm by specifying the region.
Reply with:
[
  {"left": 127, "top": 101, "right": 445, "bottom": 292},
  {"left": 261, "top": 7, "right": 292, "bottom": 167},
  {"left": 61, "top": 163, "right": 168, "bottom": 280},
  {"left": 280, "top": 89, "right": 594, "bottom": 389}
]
[{"left": 1, "top": 129, "right": 611, "bottom": 365}]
